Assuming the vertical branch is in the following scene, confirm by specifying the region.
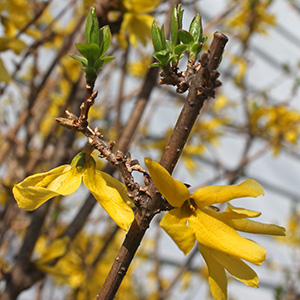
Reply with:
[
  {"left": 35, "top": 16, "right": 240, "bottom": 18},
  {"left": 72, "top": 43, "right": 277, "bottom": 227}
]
[
  {"left": 97, "top": 31, "right": 228, "bottom": 300},
  {"left": 2, "top": 202, "right": 51, "bottom": 300},
  {"left": 160, "top": 31, "right": 228, "bottom": 173}
]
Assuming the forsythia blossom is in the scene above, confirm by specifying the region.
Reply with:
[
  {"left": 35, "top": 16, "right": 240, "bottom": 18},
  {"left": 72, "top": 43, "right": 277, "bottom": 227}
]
[
  {"left": 249, "top": 104, "right": 300, "bottom": 155},
  {"left": 13, "top": 152, "right": 134, "bottom": 231},
  {"left": 119, "top": 0, "right": 161, "bottom": 47},
  {"left": 145, "top": 158, "right": 285, "bottom": 300}
]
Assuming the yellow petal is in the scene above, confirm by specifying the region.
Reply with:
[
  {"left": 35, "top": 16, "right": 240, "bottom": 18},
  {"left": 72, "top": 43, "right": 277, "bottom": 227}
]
[
  {"left": 83, "top": 158, "right": 134, "bottom": 231},
  {"left": 207, "top": 246, "right": 259, "bottom": 288},
  {"left": 13, "top": 184, "right": 60, "bottom": 211},
  {"left": 198, "top": 244, "right": 227, "bottom": 300},
  {"left": 222, "top": 203, "right": 261, "bottom": 219},
  {"left": 35, "top": 236, "right": 70, "bottom": 265},
  {"left": 121, "top": 13, "right": 153, "bottom": 47},
  {"left": 100, "top": 171, "right": 135, "bottom": 208},
  {"left": 122, "top": 0, "right": 160, "bottom": 13},
  {"left": 144, "top": 158, "right": 190, "bottom": 207},
  {"left": 0, "top": 58, "right": 11, "bottom": 83},
  {"left": 192, "top": 179, "right": 264, "bottom": 207},
  {"left": 189, "top": 207, "right": 266, "bottom": 265},
  {"left": 226, "top": 218, "right": 286, "bottom": 236},
  {"left": 160, "top": 204, "right": 191, "bottom": 225},
  {"left": 0, "top": 37, "right": 27, "bottom": 54},
  {"left": 46, "top": 166, "right": 83, "bottom": 195},
  {"left": 12, "top": 165, "right": 73, "bottom": 210},
  {"left": 160, "top": 207, "right": 195, "bottom": 255}
]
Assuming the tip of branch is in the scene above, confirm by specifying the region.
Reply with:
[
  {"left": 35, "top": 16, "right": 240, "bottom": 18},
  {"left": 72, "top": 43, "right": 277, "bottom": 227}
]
[
  {"left": 208, "top": 31, "right": 229, "bottom": 71},
  {"left": 213, "top": 31, "right": 229, "bottom": 43}
]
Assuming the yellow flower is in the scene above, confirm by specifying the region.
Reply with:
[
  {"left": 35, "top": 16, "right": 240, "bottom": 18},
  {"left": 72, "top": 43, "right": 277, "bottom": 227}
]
[
  {"left": 13, "top": 152, "right": 134, "bottom": 231},
  {"left": 34, "top": 230, "right": 139, "bottom": 299},
  {"left": 249, "top": 104, "right": 300, "bottom": 155},
  {"left": 228, "top": 54, "right": 247, "bottom": 85},
  {"left": 119, "top": 0, "right": 160, "bottom": 47},
  {"left": 0, "top": 37, "right": 26, "bottom": 54},
  {"left": 60, "top": 57, "right": 81, "bottom": 83},
  {"left": 0, "top": 57, "right": 11, "bottom": 83},
  {"left": 122, "top": 0, "right": 160, "bottom": 13},
  {"left": 225, "top": 0, "right": 276, "bottom": 41},
  {"left": 128, "top": 54, "right": 152, "bottom": 77},
  {"left": 145, "top": 158, "right": 285, "bottom": 300},
  {"left": 35, "top": 236, "right": 70, "bottom": 266}
]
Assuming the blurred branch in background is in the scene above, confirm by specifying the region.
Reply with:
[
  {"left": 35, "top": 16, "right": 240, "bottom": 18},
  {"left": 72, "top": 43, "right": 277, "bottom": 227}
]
[{"left": 0, "top": 1, "right": 299, "bottom": 300}]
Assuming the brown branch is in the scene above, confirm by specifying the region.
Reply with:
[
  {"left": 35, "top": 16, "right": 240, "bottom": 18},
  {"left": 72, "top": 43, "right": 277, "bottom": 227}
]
[
  {"left": 1, "top": 202, "right": 51, "bottom": 300},
  {"left": 96, "top": 31, "right": 228, "bottom": 300},
  {"left": 160, "top": 31, "right": 228, "bottom": 173}
]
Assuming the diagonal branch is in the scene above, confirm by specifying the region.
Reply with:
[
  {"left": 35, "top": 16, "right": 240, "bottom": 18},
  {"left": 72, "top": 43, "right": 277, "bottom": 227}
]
[{"left": 96, "top": 31, "right": 228, "bottom": 300}]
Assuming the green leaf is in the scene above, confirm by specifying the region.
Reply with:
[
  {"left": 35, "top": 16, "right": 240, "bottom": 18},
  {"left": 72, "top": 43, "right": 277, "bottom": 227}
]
[
  {"left": 168, "top": 53, "right": 175, "bottom": 64},
  {"left": 159, "top": 24, "right": 166, "bottom": 49},
  {"left": 189, "top": 43, "right": 203, "bottom": 60},
  {"left": 153, "top": 50, "right": 170, "bottom": 58},
  {"left": 83, "top": 65, "right": 97, "bottom": 83},
  {"left": 94, "top": 56, "right": 115, "bottom": 72},
  {"left": 178, "top": 30, "right": 194, "bottom": 45},
  {"left": 171, "top": 6, "right": 179, "bottom": 46},
  {"left": 153, "top": 50, "right": 169, "bottom": 63},
  {"left": 76, "top": 153, "right": 87, "bottom": 171},
  {"left": 75, "top": 43, "right": 101, "bottom": 65},
  {"left": 174, "top": 44, "right": 188, "bottom": 56},
  {"left": 191, "top": 42, "right": 203, "bottom": 55},
  {"left": 166, "top": 40, "right": 173, "bottom": 52},
  {"left": 150, "top": 62, "right": 161, "bottom": 68},
  {"left": 71, "top": 151, "right": 86, "bottom": 166},
  {"left": 69, "top": 54, "right": 88, "bottom": 67},
  {"left": 201, "top": 36, "right": 208, "bottom": 45},
  {"left": 151, "top": 20, "right": 166, "bottom": 52},
  {"left": 100, "top": 56, "right": 115, "bottom": 64},
  {"left": 189, "top": 14, "right": 202, "bottom": 42},
  {"left": 99, "top": 25, "right": 111, "bottom": 56},
  {"left": 177, "top": 4, "right": 183, "bottom": 31},
  {"left": 85, "top": 7, "right": 100, "bottom": 45}
]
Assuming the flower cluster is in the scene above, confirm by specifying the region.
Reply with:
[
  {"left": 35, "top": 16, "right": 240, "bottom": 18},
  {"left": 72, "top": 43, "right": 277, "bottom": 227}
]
[
  {"left": 225, "top": 0, "right": 276, "bottom": 41},
  {"left": 145, "top": 157, "right": 285, "bottom": 300},
  {"left": 13, "top": 152, "right": 134, "bottom": 231},
  {"left": 33, "top": 230, "right": 139, "bottom": 300},
  {"left": 249, "top": 104, "right": 300, "bottom": 155}
]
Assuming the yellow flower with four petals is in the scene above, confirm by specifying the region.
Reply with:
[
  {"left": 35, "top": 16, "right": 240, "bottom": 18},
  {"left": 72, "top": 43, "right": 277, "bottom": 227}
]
[
  {"left": 144, "top": 157, "right": 285, "bottom": 300},
  {"left": 13, "top": 152, "right": 134, "bottom": 231}
]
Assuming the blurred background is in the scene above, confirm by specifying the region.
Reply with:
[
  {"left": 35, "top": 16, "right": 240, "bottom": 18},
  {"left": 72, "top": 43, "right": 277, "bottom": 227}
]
[{"left": 0, "top": 0, "right": 299, "bottom": 299}]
